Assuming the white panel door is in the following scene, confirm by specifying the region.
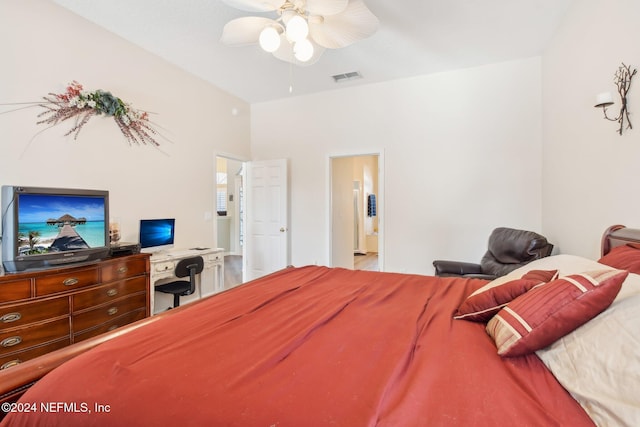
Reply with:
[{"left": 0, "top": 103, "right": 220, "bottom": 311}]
[
  {"left": 244, "top": 159, "right": 289, "bottom": 281},
  {"left": 331, "top": 157, "right": 355, "bottom": 269}
]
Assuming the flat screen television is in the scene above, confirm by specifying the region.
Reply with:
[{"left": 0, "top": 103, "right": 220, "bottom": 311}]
[
  {"left": 1, "top": 186, "right": 110, "bottom": 272},
  {"left": 139, "top": 218, "right": 175, "bottom": 253}
]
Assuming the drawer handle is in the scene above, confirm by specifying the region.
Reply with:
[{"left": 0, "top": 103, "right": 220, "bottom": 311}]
[
  {"left": 107, "top": 289, "right": 118, "bottom": 297},
  {"left": 1, "top": 312, "right": 22, "bottom": 323},
  {"left": 107, "top": 307, "right": 118, "bottom": 316},
  {"left": 1, "top": 359, "right": 21, "bottom": 370},
  {"left": 63, "top": 277, "right": 79, "bottom": 286},
  {"left": 117, "top": 266, "right": 128, "bottom": 275},
  {"left": 107, "top": 325, "right": 118, "bottom": 332},
  {"left": 1, "top": 336, "right": 22, "bottom": 348}
]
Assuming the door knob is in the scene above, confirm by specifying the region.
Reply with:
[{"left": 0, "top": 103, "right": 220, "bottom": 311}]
[{"left": 280, "top": 227, "right": 287, "bottom": 232}]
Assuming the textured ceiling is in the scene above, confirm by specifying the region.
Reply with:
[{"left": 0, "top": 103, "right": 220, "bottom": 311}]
[{"left": 52, "top": 0, "right": 574, "bottom": 104}]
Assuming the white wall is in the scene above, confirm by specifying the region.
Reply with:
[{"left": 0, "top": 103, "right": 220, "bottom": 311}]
[
  {"left": 7, "top": 1, "right": 626, "bottom": 275},
  {"left": 0, "top": 0, "right": 250, "bottom": 261},
  {"left": 252, "top": 58, "right": 543, "bottom": 274},
  {"left": 542, "top": 0, "right": 640, "bottom": 258}
]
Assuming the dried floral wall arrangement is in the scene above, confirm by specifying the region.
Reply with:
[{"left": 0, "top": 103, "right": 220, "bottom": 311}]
[{"left": 1, "top": 81, "right": 164, "bottom": 147}]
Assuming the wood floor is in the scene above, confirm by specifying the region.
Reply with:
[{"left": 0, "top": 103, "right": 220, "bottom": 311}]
[
  {"left": 223, "top": 252, "right": 379, "bottom": 288},
  {"left": 224, "top": 255, "right": 243, "bottom": 289},
  {"left": 354, "top": 252, "right": 379, "bottom": 271}
]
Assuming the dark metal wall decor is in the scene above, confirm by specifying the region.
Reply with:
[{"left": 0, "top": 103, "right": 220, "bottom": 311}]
[{"left": 594, "top": 63, "right": 637, "bottom": 135}]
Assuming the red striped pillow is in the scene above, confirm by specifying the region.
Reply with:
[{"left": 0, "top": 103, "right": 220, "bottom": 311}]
[
  {"left": 520, "top": 269, "right": 559, "bottom": 282},
  {"left": 486, "top": 269, "right": 627, "bottom": 356},
  {"left": 598, "top": 244, "right": 640, "bottom": 274},
  {"left": 454, "top": 270, "right": 558, "bottom": 322}
]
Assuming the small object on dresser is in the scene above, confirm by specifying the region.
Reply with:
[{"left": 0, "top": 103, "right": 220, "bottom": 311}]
[{"left": 110, "top": 242, "right": 141, "bottom": 257}]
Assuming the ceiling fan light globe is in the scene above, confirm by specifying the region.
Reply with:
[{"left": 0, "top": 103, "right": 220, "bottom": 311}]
[
  {"left": 294, "top": 38, "right": 314, "bottom": 62},
  {"left": 259, "top": 26, "right": 281, "bottom": 52},
  {"left": 286, "top": 15, "right": 309, "bottom": 42}
]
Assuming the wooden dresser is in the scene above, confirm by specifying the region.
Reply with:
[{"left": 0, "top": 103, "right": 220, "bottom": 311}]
[{"left": 0, "top": 254, "right": 150, "bottom": 370}]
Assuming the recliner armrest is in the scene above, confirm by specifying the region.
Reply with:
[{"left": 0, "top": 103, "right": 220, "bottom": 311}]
[{"left": 432, "top": 260, "right": 483, "bottom": 277}]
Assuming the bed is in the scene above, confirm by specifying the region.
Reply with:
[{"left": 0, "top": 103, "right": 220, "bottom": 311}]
[{"left": 0, "top": 225, "right": 639, "bottom": 426}]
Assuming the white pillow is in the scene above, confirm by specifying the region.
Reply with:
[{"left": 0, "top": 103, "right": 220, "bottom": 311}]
[
  {"left": 513, "top": 255, "right": 640, "bottom": 303},
  {"left": 468, "top": 254, "right": 613, "bottom": 298},
  {"left": 536, "top": 292, "right": 640, "bottom": 426},
  {"left": 504, "top": 254, "right": 612, "bottom": 278},
  {"left": 614, "top": 271, "right": 640, "bottom": 302}
]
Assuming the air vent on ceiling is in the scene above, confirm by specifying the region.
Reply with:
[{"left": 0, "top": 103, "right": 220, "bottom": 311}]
[{"left": 332, "top": 71, "right": 363, "bottom": 83}]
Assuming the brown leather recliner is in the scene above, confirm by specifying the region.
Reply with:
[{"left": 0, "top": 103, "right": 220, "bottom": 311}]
[{"left": 432, "top": 227, "right": 554, "bottom": 280}]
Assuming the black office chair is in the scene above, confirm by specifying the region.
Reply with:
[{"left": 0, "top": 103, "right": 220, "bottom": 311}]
[{"left": 156, "top": 256, "right": 204, "bottom": 308}]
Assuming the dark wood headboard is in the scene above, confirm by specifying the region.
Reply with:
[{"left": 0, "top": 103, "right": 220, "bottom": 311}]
[{"left": 601, "top": 224, "right": 640, "bottom": 256}]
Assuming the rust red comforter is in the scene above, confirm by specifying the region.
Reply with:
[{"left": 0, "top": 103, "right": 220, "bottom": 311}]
[{"left": 1, "top": 266, "right": 594, "bottom": 426}]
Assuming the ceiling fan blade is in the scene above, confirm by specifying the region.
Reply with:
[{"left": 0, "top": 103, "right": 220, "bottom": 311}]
[
  {"left": 304, "top": 0, "right": 348, "bottom": 16},
  {"left": 308, "top": 0, "right": 379, "bottom": 49},
  {"left": 221, "top": 16, "right": 276, "bottom": 46},
  {"left": 221, "top": 0, "right": 283, "bottom": 13},
  {"left": 272, "top": 35, "right": 325, "bottom": 66}
]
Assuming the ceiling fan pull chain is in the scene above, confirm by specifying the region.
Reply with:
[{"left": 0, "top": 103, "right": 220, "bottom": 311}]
[{"left": 289, "top": 61, "right": 294, "bottom": 94}]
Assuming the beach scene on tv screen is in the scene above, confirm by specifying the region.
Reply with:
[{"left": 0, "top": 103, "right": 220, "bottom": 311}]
[{"left": 17, "top": 194, "right": 106, "bottom": 255}]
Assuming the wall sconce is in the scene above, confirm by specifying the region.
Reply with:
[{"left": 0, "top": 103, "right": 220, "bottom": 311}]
[{"left": 594, "top": 63, "right": 637, "bottom": 135}]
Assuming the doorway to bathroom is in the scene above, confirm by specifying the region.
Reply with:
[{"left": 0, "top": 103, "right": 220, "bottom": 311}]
[{"left": 330, "top": 153, "right": 383, "bottom": 271}]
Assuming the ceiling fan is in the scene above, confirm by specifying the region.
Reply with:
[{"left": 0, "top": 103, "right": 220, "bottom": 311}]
[{"left": 221, "top": 0, "right": 379, "bottom": 65}]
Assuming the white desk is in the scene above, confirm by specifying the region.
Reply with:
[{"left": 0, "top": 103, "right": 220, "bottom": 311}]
[{"left": 149, "top": 247, "right": 224, "bottom": 314}]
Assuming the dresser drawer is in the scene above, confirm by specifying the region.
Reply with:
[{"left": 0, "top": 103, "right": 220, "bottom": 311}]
[
  {"left": 0, "top": 337, "right": 71, "bottom": 370},
  {"left": 73, "top": 276, "right": 147, "bottom": 312},
  {"left": 0, "top": 278, "right": 31, "bottom": 303},
  {"left": 35, "top": 267, "right": 100, "bottom": 296},
  {"left": 73, "top": 292, "right": 146, "bottom": 333},
  {"left": 0, "top": 317, "right": 70, "bottom": 355},
  {"left": 74, "top": 309, "right": 146, "bottom": 343},
  {"left": 0, "top": 296, "right": 69, "bottom": 330},
  {"left": 101, "top": 258, "right": 147, "bottom": 282}
]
